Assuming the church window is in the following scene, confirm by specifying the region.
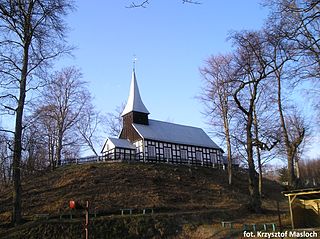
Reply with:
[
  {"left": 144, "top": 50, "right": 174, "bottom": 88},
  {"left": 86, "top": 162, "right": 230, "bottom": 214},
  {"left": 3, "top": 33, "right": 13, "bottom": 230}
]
[
  {"left": 148, "top": 146, "right": 156, "bottom": 157},
  {"left": 196, "top": 151, "right": 203, "bottom": 161},
  {"left": 180, "top": 150, "right": 187, "bottom": 159},
  {"left": 217, "top": 154, "right": 222, "bottom": 163},
  {"left": 164, "top": 148, "right": 171, "bottom": 159},
  {"left": 210, "top": 153, "right": 217, "bottom": 163}
]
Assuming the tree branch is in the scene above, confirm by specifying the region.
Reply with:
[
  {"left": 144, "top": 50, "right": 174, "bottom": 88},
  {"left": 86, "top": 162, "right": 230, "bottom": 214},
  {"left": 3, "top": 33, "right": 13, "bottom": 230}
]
[
  {"left": 126, "top": 0, "right": 201, "bottom": 8},
  {"left": 0, "top": 128, "right": 15, "bottom": 135}
]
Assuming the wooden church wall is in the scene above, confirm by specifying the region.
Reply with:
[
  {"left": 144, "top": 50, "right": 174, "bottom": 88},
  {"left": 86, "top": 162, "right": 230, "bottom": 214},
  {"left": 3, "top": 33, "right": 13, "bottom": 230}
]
[
  {"left": 102, "top": 139, "right": 223, "bottom": 168},
  {"left": 103, "top": 148, "right": 136, "bottom": 160},
  {"left": 120, "top": 113, "right": 142, "bottom": 142},
  {"left": 141, "top": 139, "right": 222, "bottom": 167}
]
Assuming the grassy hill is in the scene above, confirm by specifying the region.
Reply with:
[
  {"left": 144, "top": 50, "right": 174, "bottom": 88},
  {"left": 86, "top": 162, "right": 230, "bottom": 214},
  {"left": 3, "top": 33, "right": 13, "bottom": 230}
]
[{"left": 0, "top": 162, "right": 289, "bottom": 238}]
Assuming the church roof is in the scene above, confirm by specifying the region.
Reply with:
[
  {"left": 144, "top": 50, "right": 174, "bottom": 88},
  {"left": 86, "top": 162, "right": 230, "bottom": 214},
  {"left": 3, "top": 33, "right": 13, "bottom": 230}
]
[
  {"left": 101, "top": 137, "right": 135, "bottom": 153},
  {"left": 121, "top": 70, "right": 149, "bottom": 116},
  {"left": 132, "top": 119, "right": 221, "bottom": 149}
]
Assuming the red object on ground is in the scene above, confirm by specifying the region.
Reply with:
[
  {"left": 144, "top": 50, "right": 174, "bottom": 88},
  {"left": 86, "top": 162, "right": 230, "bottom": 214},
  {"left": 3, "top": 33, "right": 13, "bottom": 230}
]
[{"left": 69, "top": 200, "right": 76, "bottom": 209}]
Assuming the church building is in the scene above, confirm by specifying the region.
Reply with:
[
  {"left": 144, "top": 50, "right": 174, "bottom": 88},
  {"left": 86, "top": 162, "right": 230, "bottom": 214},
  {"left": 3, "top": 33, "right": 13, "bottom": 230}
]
[{"left": 101, "top": 70, "right": 224, "bottom": 167}]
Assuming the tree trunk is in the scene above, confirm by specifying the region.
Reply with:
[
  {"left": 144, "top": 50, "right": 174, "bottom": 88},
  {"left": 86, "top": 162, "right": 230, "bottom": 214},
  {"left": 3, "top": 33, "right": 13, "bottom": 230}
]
[
  {"left": 257, "top": 148, "right": 263, "bottom": 196},
  {"left": 12, "top": 45, "right": 29, "bottom": 225},
  {"left": 295, "top": 157, "right": 300, "bottom": 179},
  {"left": 223, "top": 110, "right": 232, "bottom": 185},
  {"left": 48, "top": 135, "right": 55, "bottom": 170},
  {"left": 2, "top": 164, "right": 7, "bottom": 184},
  {"left": 56, "top": 127, "right": 63, "bottom": 167},
  {"left": 253, "top": 106, "right": 263, "bottom": 196},
  {"left": 247, "top": 114, "right": 261, "bottom": 213},
  {"left": 287, "top": 152, "right": 296, "bottom": 188},
  {"left": 276, "top": 72, "right": 296, "bottom": 188}
]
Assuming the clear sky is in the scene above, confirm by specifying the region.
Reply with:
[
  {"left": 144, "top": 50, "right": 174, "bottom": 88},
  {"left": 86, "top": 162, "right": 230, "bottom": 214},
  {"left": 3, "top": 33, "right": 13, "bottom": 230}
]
[{"left": 58, "top": 0, "right": 319, "bottom": 159}]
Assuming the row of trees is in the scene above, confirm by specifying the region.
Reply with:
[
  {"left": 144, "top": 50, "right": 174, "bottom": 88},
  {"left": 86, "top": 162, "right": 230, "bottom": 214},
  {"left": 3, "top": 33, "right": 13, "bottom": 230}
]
[
  {"left": 0, "top": 0, "right": 116, "bottom": 225},
  {"left": 0, "top": 0, "right": 132, "bottom": 225},
  {"left": 0, "top": 0, "right": 77, "bottom": 225},
  {"left": 200, "top": 0, "right": 319, "bottom": 212},
  {"left": 0, "top": 66, "right": 103, "bottom": 177},
  {"left": 23, "top": 67, "right": 102, "bottom": 169},
  {"left": 0, "top": 63, "right": 121, "bottom": 223},
  {"left": 277, "top": 158, "right": 320, "bottom": 186}
]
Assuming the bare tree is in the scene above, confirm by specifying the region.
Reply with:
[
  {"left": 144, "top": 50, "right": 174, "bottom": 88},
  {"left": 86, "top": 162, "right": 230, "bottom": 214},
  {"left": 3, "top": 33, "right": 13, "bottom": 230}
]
[
  {"left": 104, "top": 103, "right": 125, "bottom": 137},
  {"left": 0, "top": 0, "right": 74, "bottom": 224},
  {"left": 263, "top": 24, "right": 310, "bottom": 188},
  {"left": 24, "top": 68, "right": 99, "bottom": 167},
  {"left": 30, "top": 104, "right": 59, "bottom": 170},
  {"left": 76, "top": 105, "right": 101, "bottom": 156},
  {"left": 230, "top": 30, "right": 280, "bottom": 212},
  {"left": 0, "top": 131, "right": 11, "bottom": 186},
  {"left": 21, "top": 118, "right": 48, "bottom": 174},
  {"left": 200, "top": 54, "right": 236, "bottom": 185},
  {"left": 266, "top": 0, "right": 320, "bottom": 78},
  {"left": 40, "top": 67, "right": 89, "bottom": 167},
  {"left": 252, "top": 93, "right": 279, "bottom": 196},
  {"left": 275, "top": 108, "right": 308, "bottom": 187},
  {"left": 265, "top": 0, "right": 320, "bottom": 127}
]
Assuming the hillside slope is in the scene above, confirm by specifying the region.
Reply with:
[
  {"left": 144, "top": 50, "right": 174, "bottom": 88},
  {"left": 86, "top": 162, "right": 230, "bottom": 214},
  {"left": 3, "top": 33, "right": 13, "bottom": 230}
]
[{"left": 0, "top": 162, "right": 286, "bottom": 238}]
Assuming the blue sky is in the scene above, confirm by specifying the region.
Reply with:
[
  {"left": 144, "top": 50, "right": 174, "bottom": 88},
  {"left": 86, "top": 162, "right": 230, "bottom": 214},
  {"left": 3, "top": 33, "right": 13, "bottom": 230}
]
[{"left": 59, "top": 0, "right": 319, "bottom": 158}]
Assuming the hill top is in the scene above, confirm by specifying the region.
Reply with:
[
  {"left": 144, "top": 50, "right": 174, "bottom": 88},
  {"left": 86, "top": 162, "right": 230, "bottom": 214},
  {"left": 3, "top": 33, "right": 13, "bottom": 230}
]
[{"left": 0, "top": 162, "right": 287, "bottom": 238}]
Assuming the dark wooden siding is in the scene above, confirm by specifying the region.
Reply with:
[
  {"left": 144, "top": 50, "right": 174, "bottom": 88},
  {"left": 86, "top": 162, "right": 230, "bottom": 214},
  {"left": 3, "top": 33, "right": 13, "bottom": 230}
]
[
  {"left": 120, "top": 111, "right": 149, "bottom": 142},
  {"left": 120, "top": 112, "right": 143, "bottom": 142}
]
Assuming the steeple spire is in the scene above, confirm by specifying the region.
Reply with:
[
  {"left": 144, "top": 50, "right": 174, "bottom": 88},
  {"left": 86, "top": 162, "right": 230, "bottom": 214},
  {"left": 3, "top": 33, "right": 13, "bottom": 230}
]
[{"left": 121, "top": 70, "right": 149, "bottom": 117}]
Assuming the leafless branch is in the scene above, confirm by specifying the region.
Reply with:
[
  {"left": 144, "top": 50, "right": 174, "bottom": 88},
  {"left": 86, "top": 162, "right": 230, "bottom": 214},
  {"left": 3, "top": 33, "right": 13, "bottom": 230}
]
[
  {"left": 182, "top": 0, "right": 201, "bottom": 4},
  {"left": 126, "top": 0, "right": 201, "bottom": 8},
  {"left": 126, "top": 0, "right": 149, "bottom": 8},
  {"left": 0, "top": 129, "right": 15, "bottom": 134}
]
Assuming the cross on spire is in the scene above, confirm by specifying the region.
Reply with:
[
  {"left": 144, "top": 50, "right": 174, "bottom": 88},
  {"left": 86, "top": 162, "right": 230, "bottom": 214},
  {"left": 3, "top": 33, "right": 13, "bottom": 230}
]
[{"left": 133, "top": 54, "right": 138, "bottom": 71}]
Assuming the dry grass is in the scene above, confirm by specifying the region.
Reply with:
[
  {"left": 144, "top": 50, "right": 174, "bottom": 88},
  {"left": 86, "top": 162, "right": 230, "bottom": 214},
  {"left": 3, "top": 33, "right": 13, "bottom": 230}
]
[{"left": 0, "top": 162, "right": 290, "bottom": 238}]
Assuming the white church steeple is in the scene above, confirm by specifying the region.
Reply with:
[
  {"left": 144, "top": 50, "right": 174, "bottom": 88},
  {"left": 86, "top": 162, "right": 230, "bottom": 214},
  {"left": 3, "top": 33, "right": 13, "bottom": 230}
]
[{"left": 121, "top": 70, "right": 149, "bottom": 117}]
